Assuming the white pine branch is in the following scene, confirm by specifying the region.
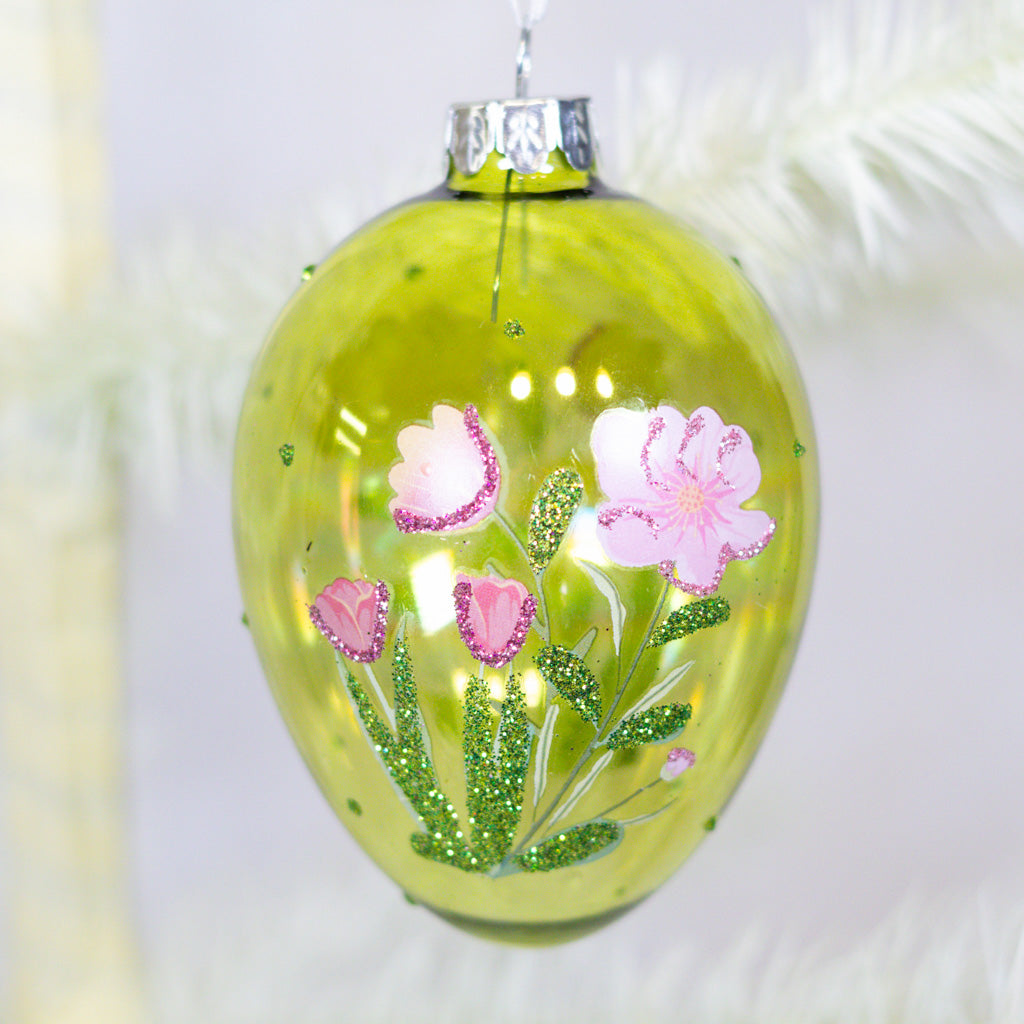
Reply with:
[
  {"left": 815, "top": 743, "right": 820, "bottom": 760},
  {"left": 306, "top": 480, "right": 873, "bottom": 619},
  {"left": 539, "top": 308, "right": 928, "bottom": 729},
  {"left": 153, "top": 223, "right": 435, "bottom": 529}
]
[{"left": 617, "top": 0, "right": 1024, "bottom": 321}]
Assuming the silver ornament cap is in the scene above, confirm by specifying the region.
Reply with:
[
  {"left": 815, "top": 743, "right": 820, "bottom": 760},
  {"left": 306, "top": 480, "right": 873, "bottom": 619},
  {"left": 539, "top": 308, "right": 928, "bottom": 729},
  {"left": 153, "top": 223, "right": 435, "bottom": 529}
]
[{"left": 445, "top": 97, "right": 596, "bottom": 178}]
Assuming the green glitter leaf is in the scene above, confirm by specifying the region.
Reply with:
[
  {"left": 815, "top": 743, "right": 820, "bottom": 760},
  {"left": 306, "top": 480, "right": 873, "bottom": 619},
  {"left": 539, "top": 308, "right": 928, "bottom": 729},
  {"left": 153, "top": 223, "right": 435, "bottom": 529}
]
[
  {"left": 278, "top": 442, "right": 295, "bottom": 466},
  {"left": 514, "top": 821, "right": 622, "bottom": 873},
  {"left": 462, "top": 674, "right": 531, "bottom": 869},
  {"left": 535, "top": 645, "right": 601, "bottom": 724},
  {"left": 527, "top": 468, "right": 584, "bottom": 573},
  {"left": 605, "top": 703, "right": 692, "bottom": 750},
  {"left": 576, "top": 560, "right": 626, "bottom": 655},
  {"left": 649, "top": 596, "right": 730, "bottom": 647},
  {"left": 343, "top": 641, "right": 481, "bottom": 872}
]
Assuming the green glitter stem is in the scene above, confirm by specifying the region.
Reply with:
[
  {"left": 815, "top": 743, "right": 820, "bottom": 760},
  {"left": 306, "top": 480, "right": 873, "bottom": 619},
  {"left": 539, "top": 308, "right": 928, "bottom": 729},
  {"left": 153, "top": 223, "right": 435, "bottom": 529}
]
[
  {"left": 490, "top": 168, "right": 514, "bottom": 322},
  {"left": 510, "top": 582, "right": 671, "bottom": 859},
  {"left": 494, "top": 507, "right": 551, "bottom": 643}
]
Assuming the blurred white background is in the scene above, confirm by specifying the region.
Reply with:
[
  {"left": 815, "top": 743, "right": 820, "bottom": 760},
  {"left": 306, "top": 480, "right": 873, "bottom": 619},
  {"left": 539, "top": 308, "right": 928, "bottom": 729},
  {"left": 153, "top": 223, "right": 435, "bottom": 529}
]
[{"left": 5, "top": 0, "right": 1024, "bottom": 1018}]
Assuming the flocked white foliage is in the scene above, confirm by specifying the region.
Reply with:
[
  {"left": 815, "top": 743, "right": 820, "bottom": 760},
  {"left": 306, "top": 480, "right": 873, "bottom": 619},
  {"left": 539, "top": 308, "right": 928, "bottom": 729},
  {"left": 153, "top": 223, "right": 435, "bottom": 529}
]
[
  {"left": 508, "top": 0, "right": 549, "bottom": 29},
  {"left": 617, "top": 0, "right": 1024, "bottom": 321},
  {"left": 149, "top": 880, "right": 1024, "bottom": 1023}
]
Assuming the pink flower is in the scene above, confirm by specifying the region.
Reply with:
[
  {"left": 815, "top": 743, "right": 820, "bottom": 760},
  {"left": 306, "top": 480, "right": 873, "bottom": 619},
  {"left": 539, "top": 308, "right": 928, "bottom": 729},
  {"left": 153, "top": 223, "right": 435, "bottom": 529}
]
[
  {"left": 591, "top": 404, "right": 775, "bottom": 595},
  {"left": 388, "top": 404, "right": 500, "bottom": 533},
  {"left": 309, "top": 577, "right": 389, "bottom": 663},
  {"left": 453, "top": 573, "right": 537, "bottom": 668},
  {"left": 660, "top": 747, "right": 696, "bottom": 781}
]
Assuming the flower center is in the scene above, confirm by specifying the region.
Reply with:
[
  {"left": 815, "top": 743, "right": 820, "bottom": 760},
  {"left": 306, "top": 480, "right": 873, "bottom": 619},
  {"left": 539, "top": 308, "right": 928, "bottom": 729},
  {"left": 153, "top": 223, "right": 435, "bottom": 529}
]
[{"left": 675, "top": 482, "right": 705, "bottom": 515}]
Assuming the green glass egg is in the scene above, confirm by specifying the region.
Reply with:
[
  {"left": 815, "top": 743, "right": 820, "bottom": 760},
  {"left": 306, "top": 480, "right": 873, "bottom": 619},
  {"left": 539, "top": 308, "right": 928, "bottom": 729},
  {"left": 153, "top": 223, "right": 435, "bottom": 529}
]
[{"left": 233, "top": 98, "right": 818, "bottom": 945}]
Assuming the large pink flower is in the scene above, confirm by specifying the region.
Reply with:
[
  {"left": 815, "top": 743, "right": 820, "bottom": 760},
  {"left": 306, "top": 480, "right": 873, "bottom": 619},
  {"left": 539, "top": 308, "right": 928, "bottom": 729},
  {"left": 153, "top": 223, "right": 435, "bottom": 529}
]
[
  {"left": 388, "top": 404, "right": 500, "bottom": 533},
  {"left": 453, "top": 573, "right": 537, "bottom": 668},
  {"left": 309, "top": 577, "right": 389, "bottom": 663},
  {"left": 592, "top": 404, "right": 775, "bottom": 595}
]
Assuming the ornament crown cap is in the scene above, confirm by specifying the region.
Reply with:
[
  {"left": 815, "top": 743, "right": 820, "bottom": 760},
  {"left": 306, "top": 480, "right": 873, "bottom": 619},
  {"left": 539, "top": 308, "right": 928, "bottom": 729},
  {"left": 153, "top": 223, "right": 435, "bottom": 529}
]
[{"left": 445, "top": 97, "right": 596, "bottom": 179}]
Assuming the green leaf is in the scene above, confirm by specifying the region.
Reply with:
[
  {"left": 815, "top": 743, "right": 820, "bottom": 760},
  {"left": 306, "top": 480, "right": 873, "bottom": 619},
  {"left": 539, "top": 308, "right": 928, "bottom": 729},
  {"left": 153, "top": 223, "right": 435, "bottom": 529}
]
[
  {"left": 527, "top": 468, "right": 584, "bottom": 573},
  {"left": 514, "top": 821, "right": 623, "bottom": 873},
  {"left": 605, "top": 702, "right": 692, "bottom": 750},
  {"left": 461, "top": 674, "right": 531, "bottom": 868},
  {"left": 617, "top": 660, "right": 694, "bottom": 723},
  {"left": 548, "top": 749, "right": 613, "bottom": 827},
  {"left": 576, "top": 559, "right": 626, "bottom": 655},
  {"left": 649, "top": 596, "right": 730, "bottom": 647},
  {"left": 344, "top": 641, "right": 477, "bottom": 872},
  {"left": 533, "top": 704, "right": 560, "bottom": 808},
  {"left": 534, "top": 645, "right": 601, "bottom": 723}
]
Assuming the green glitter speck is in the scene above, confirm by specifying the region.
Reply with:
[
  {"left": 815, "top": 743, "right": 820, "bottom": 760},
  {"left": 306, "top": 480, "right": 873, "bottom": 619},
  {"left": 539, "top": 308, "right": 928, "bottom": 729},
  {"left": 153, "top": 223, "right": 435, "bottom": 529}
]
[
  {"left": 404, "top": 263, "right": 424, "bottom": 280},
  {"left": 650, "top": 596, "right": 730, "bottom": 647},
  {"left": 347, "top": 798, "right": 362, "bottom": 816},
  {"left": 704, "top": 816, "right": 717, "bottom": 831},
  {"left": 606, "top": 702, "right": 692, "bottom": 749},
  {"left": 503, "top": 318, "right": 525, "bottom": 338},
  {"left": 278, "top": 443, "right": 295, "bottom": 466},
  {"left": 793, "top": 440, "right": 807, "bottom": 458},
  {"left": 514, "top": 821, "right": 622, "bottom": 873},
  {"left": 535, "top": 645, "right": 601, "bottom": 724},
  {"left": 527, "top": 468, "right": 584, "bottom": 573},
  {"left": 240, "top": 612, "right": 249, "bottom": 628},
  {"left": 301, "top": 264, "right": 316, "bottom": 280}
]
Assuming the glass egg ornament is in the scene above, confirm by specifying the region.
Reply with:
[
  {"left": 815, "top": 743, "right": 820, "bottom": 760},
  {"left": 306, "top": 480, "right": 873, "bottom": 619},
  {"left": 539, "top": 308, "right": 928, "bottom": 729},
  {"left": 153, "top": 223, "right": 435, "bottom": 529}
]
[{"left": 233, "top": 97, "right": 818, "bottom": 945}]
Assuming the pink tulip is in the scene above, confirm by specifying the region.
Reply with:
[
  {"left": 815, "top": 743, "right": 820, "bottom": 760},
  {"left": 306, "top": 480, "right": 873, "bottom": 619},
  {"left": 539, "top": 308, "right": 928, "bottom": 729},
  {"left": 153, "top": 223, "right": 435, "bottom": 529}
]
[
  {"left": 309, "top": 577, "right": 389, "bottom": 663},
  {"left": 591, "top": 404, "right": 775, "bottom": 595},
  {"left": 453, "top": 573, "right": 537, "bottom": 668},
  {"left": 388, "top": 404, "right": 500, "bottom": 533},
  {"left": 660, "top": 747, "right": 696, "bottom": 781}
]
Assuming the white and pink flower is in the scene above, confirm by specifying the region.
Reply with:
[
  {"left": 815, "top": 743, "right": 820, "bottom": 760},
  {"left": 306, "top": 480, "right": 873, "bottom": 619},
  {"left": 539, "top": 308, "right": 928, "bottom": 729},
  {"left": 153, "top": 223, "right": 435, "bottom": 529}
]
[
  {"left": 591, "top": 404, "right": 775, "bottom": 595},
  {"left": 309, "top": 577, "right": 389, "bottom": 663},
  {"left": 388, "top": 404, "right": 500, "bottom": 533},
  {"left": 660, "top": 747, "right": 696, "bottom": 781},
  {"left": 453, "top": 573, "right": 537, "bottom": 668}
]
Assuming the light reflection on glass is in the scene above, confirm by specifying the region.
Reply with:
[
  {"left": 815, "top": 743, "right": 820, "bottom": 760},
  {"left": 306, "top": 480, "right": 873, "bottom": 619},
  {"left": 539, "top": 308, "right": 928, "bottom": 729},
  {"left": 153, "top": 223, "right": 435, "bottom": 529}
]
[
  {"left": 339, "top": 407, "right": 368, "bottom": 436},
  {"left": 334, "top": 426, "right": 361, "bottom": 455},
  {"left": 595, "top": 368, "right": 613, "bottom": 398},
  {"left": 510, "top": 371, "right": 532, "bottom": 400},
  {"left": 564, "top": 507, "right": 608, "bottom": 565},
  {"left": 554, "top": 367, "right": 577, "bottom": 397},
  {"left": 410, "top": 549, "right": 456, "bottom": 634},
  {"left": 521, "top": 668, "right": 544, "bottom": 710}
]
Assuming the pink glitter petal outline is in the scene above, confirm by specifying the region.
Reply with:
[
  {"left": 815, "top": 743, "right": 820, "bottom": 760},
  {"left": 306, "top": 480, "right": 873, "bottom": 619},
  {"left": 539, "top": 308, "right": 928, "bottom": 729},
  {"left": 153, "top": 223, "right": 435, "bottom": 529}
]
[
  {"left": 659, "top": 517, "right": 777, "bottom": 596},
  {"left": 675, "top": 413, "right": 704, "bottom": 479},
  {"left": 309, "top": 580, "right": 390, "bottom": 663},
  {"left": 640, "top": 416, "right": 671, "bottom": 492},
  {"left": 453, "top": 580, "right": 538, "bottom": 668},
  {"left": 392, "top": 405, "right": 501, "bottom": 534},
  {"left": 716, "top": 428, "right": 743, "bottom": 486},
  {"left": 597, "top": 503, "right": 661, "bottom": 536}
]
